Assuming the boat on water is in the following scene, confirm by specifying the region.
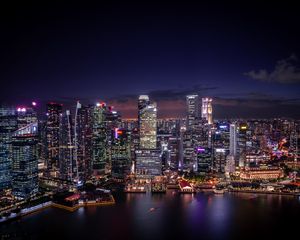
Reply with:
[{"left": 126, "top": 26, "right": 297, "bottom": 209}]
[
  {"left": 148, "top": 207, "right": 157, "bottom": 212},
  {"left": 213, "top": 185, "right": 227, "bottom": 194},
  {"left": 213, "top": 188, "right": 225, "bottom": 194}
]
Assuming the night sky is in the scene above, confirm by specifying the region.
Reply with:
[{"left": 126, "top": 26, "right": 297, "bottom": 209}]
[{"left": 1, "top": 2, "right": 300, "bottom": 118}]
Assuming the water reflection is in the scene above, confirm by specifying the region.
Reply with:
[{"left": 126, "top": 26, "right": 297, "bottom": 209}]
[{"left": 0, "top": 192, "right": 299, "bottom": 240}]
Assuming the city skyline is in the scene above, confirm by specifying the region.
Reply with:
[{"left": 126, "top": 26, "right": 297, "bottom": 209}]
[{"left": 0, "top": 2, "right": 300, "bottom": 239}]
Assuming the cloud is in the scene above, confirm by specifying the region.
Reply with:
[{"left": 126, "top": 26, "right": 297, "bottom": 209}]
[{"left": 245, "top": 54, "right": 300, "bottom": 83}]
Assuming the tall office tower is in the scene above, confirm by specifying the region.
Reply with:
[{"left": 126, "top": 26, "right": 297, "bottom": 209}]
[
  {"left": 197, "top": 147, "right": 212, "bottom": 174},
  {"left": 136, "top": 95, "right": 161, "bottom": 177},
  {"left": 135, "top": 149, "right": 161, "bottom": 177},
  {"left": 111, "top": 128, "right": 131, "bottom": 179},
  {"left": 105, "top": 106, "right": 121, "bottom": 173},
  {"left": 229, "top": 124, "right": 237, "bottom": 156},
  {"left": 237, "top": 123, "right": 248, "bottom": 167},
  {"left": 201, "top": 97, "right": 213, "bottom": 124},
  {"left": 59, "top": 110, "right": 75, "bottom": 181},
  {"left": 214, "top": 148, "right": 228, "bottom": 173},
  {"left": 16, "top": 106, "right": 37, "bottom": 129},
  {"left": 169, "top": 137, "right": 181, "bottom": 170},
  {"left": 11, "top": 122, "right": 38, "bottom": 199},
  {"left": 74, "top": 102, "right": 93, "bottom": 180},
  {"left": 138, "top": 95, "right": 150, "bottom": 128},
  {"left": 0, "top": 107, "right": 17, "bottom": 190},
  {"left": 91, "top": 103, "right": 107, "bottom": 176},
  {"left": 139, "top": 100, "right": 157, "bottom": 149},
  {"left": 46, "top": 103, "right": 63, "bottom": 173},
  {"left": 182, "top": 130, "right": 197, "bottom": 171},
  {"left": 186, "top": 94, "right": 199, "bottom": 130}
]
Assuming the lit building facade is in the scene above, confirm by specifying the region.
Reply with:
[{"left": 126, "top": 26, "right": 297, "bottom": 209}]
[
  {"left": 0, "top": 107, "right": 17, "bottom": 190},
  {"left": 59, "top": 110, "right": 75, "bottom": 181},
  {"left": 139, "top": 101, "right": 157, "bottom": 149},
  {"left": 11, "top": 122, "right": 38, "bottom": 199},
  {"left": 136, "top": 95, "right": 161, "bottom": 177},
  {"left": 91, "top": 104, "right": 107, "bottom": 176},
  {"left": 111, "top": 128, "right": 131, "bottom": 179},
  {"left": 135, "top": 149, "right": 161, "bottom": 177},
  {"left": 186, "top": 95, "right": 199, "bottom": 130},
  {"left": 46, "top": 103, "right": 63, "bottom": 172},
  {"left": 201, "top": 97, "right": 213, "bottom": 124}
]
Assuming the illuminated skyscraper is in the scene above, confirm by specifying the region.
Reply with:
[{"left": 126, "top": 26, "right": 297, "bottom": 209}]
[
  {"left": 186, "top": 94, "right": 199, "bottom": 130},
  {"left": 136, "top": 95, "right": 161, "bottom": 177},
  {"left": 201, "top": 97, "right": 213, "bottom": 124},
  {"left": 59, "top": 110, "right": 75, "bottom": 181},
  {"left": 111, "top": 128, "right": 131, "bottom": 179},
  {"left": 46, "top": 103, "right": 63, "bottom": 173},
  {"left": 11, "top": 122, "right": 38, "bottom": 199},
  {"left": 139, "top": 100, "right": 157, "bottom": 149},
  {"left": 74, "top": 102, "right": 93, "bottom": 180},
  {"left": 229, "top": 124, "right": 237, "bottom": 156},
  {"left": 91, "top": 103, "right": 107, "bottom": 176},
  {"left": 0, "top": 107, "right": 17, "bottom": 190}
]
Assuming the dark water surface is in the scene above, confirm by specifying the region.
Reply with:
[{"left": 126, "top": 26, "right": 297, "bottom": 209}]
[{"left": 1, "top": 192, "right": 300, "bottom": 240}]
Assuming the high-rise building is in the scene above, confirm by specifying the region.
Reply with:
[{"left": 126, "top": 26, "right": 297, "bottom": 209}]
[
  {"left": 11, "top": 122, "right": 38, "bottom": 199},
  {"left": 214, "top": 148, "right": 228, "bottom": 173},
  {"left": 201, "top": 98, "right": 213, "bottom": 124},
  {"left": 74, "top": 102, "right": 93, "bottom": 180},
  {"left": 0, "top": 107, "right": 17, "bottom": 190},
  {"left": 237, "top": 123, "right": 248, "bottom": 167},
  {"left": 135, "top": 149, "right": 161, "bottom": 177},
  {"left": 16, "top": 106, "right": 37, "bottom": 129},
  {"left": 196, "top": 147, "right": 212, "bottom": 174},
  {"left": 139, "top": 96, "right": 157, "bottom": 149},
  {"left": 91, "top": 104, "right": 107, "bottom": 176},
  {"left": 136, "top": 95, "right": 161, "bottom": 177},
  {"left": 111, "top": 128, "right": 131, "bottom": 179},
  {"left": 186, "top": 95, "right": 199, "bottom": 130},
  {"left": 46, "top": 103, "right": 63, "bottom": 173},
  {"left": 229, "top": 124, "right": 237, "bottom": 156},
  {"left": 59, "top": 110, "right": 75, "bottom": 181}
]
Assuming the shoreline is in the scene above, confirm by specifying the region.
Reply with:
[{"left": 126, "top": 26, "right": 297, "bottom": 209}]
[
  {"left": 0, "top": 196, "right": 115, "bottom": 224},
  {"left": 228, "top": 189, "right": 300, "bottom": 196}
]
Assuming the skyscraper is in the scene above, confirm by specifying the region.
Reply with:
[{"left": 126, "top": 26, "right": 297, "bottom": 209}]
[
  {"left": 201, "top": 97, "right": 213, "bottom": 124},
  {"left": 74, "top": 102, "right": 93, "bottom": 180},
  {"left": 0, "top": 107, "right": 17, "bottom": 190},
  {"left": 229, "top": 124, "right": 237, "bottom": 156},
  {"left": 91, "top": 103, "right": 107, "bottom": 176},
  {"left": 136, "top": 95, "right": 161, "bottom": 177},
  {"left": 186, "top": 94, "right": 199, "bottom": 130},
  {"left": 59, "top": 110, "right": 75, "bottom": 181},
  {"left": 11, "top": 122, "right": 38, "bottom": 199},
  {"left": 111, "top": 128, "right": 131, "bottom": 179},
  {"left": 46, "top": 103, "right": 63, "bottom": 174},
  {"left": 139, "top": 97, "right": 157, "bottom": 149}
]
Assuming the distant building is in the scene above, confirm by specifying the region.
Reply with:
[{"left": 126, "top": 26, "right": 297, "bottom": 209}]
[
  {"left": 0, "top": 107, "right": 17, "bottom": 190},
  {"left": 240, "top": 166, "right": 284, "bottom": 180},
  {"left": 111, "top": 128, "right": 131, "bottom": 179},
  {"left": 197, "top": 147, "right": 212, "bottom": 174},
  {"left": 229, "top": 124, "right": 237, "bottom": 156},
  {"left": 214, "top": 148, "right": 228, "bottom": 173},
  {"left": 46, "top": 103, "right": 63, "bottom": 173},
  {"left": 186, "top": 95, "right": 199, "bottom": 130},
  {"left": 136, "top": 95, "right": 161, "bottom": 177},
  {"left": 201, "top": 97, "right": 213, "bottom": 124},
  {"left": 135, "top": 149, "right": 161, "bottom": 177},
  {"left": 59, "top": 110, "right": 75, "bottom": 181},
  {"left": 91, "top": 104, "right": 107, "bottom": 176},
  {"left": 139, "top": 97, "right": 157, "bottom": 149},
  {"left": 11, "top": 122, "right": 38, "bottom": 199},
  {"left": 74, "top": 102, "right": 93, "bottom": 180}
]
